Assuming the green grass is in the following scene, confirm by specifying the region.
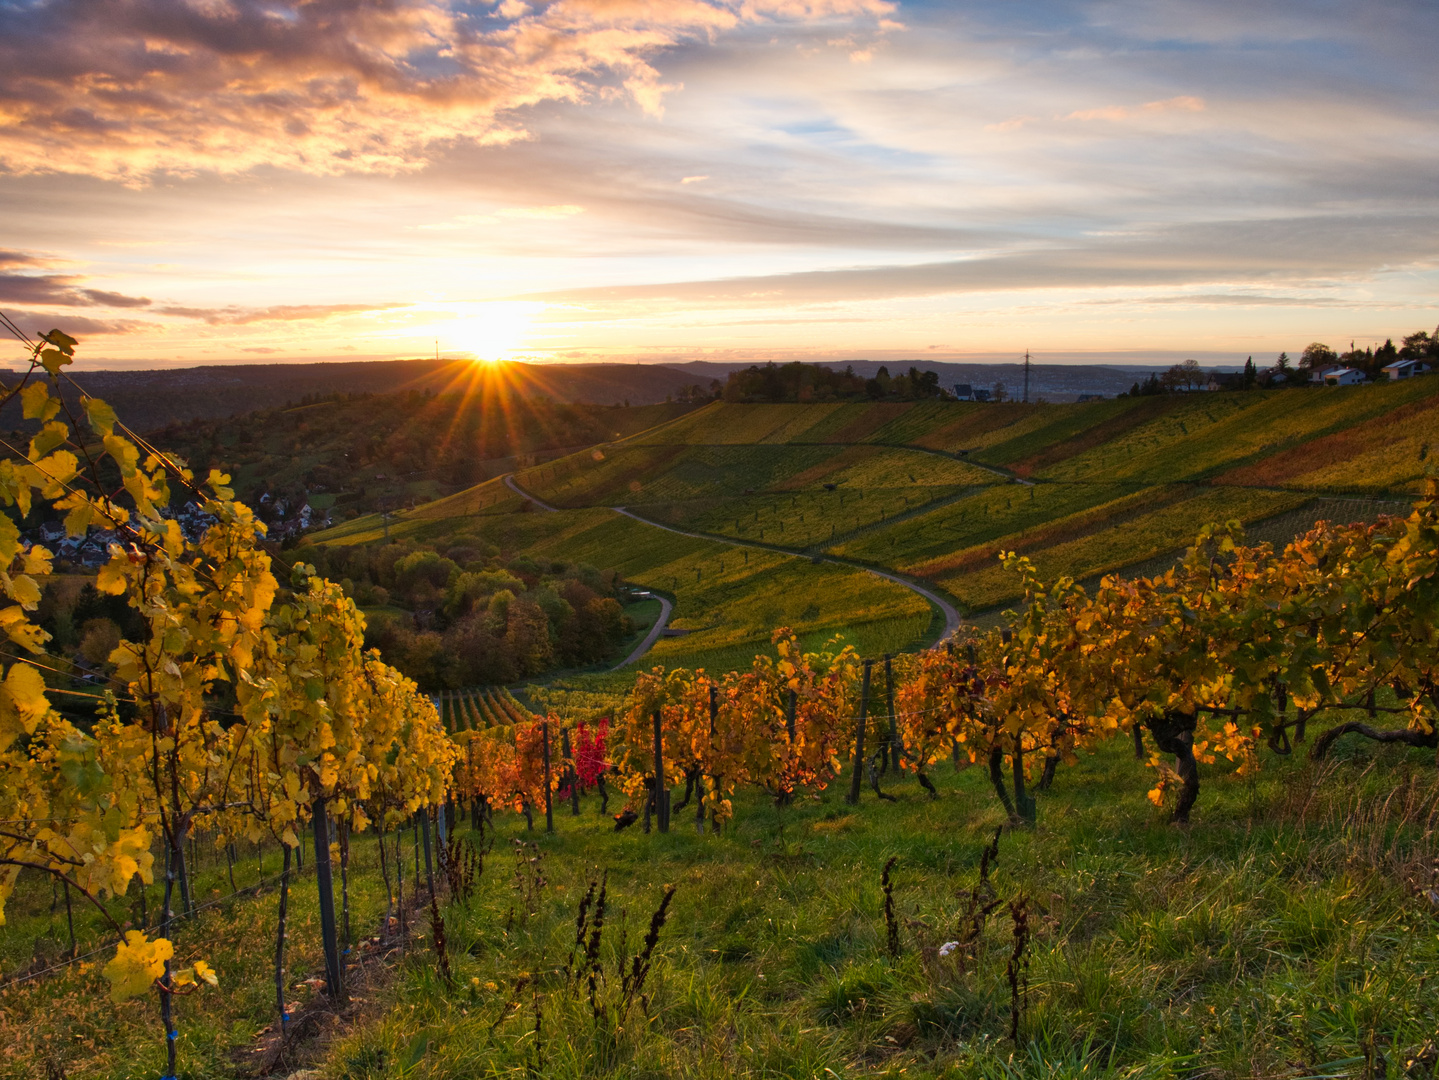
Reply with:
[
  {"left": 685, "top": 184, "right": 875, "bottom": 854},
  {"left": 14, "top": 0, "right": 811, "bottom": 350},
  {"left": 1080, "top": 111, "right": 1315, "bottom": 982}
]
[
  {"left": 26, "top": 392, "right": 1435, "bottom": 1077},
  {"left": 513, "top": 441, "right": 993, "bottom": 512},
  {"left": 626, "top": 403, "right": 846, "bottom": 446},
  {"left": 344, "top": 733, "right": 1439, "bottom": 1077},
  {"left": 316, "top": 499, "right": 936, "bottom": 677},
  {"left": 0, "top": 832, "right": 395, "bottom": 1079},
  {"left": 309, "top": 392, "right": 1439, "bottom": 683},
  {"left": 314, "top": 476, "right": 527, "bottom": 546},
  {"left": 1033, "top": 382, "right": 1439, "bottom": 487},
  {"left": 641, "top": 486, "right": 984, "bottom": 551},
  {"left": 520, "top": 445, "right": 850, "bottom": 507},
  {"left": 833, "top": 483, "right": 1137, "bottom": 570},
  {"left": 8, "top": 701, "right": 1438, "bottom": 1079},
  {"left": 958, "top": 398, "right": 1154, "bottom": 468},
  {"left": 933, "top": 486, "right": 1310, "bottom": 612},
  {"left": 517, "top": 513, "right": 930, "bottom": 671}
]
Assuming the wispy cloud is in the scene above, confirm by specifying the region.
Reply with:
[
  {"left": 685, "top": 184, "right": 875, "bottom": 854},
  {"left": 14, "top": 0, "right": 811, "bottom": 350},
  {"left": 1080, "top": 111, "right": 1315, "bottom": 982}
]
[
  {"left": 417, "top": 204, "right": 585, "bottom": 229},
  {"left": 515, "top": 213, "right": 1439, "bottom": 307},
  {"left": 0, "top": 308, "right": 153, "bottom": 339},
  {"left": 2, "top": 0, "right": 1436, "bottom": 364},
  {"left": 155, "top": 302, "right": 409, "bottom": 326},
  {"left": 0, "top": 271, "right": 151, "bottom": 309},
  {"left": 1064, "top": 95, "right": 1205, "bottom": 122},
  {"left": 0, "top": 0, "right": 894, "bottom": 182}
]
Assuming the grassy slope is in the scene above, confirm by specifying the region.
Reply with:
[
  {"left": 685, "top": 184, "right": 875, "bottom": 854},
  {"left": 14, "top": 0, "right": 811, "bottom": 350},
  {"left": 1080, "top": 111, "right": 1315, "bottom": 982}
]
[
  {"left": 309, "top": 383, "right": 1439, "bottom": 665},
  {"left": 19, "top": 386, "right": 1439, "bottom": 1077},
  {"left": 7, "top": 723, "right": 1434, "bottom": 1079}
]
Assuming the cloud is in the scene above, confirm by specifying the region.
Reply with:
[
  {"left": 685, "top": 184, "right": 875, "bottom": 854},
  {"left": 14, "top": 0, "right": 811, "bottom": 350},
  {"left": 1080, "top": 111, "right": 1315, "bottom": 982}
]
[
  {"left": 416, "top": 203, "right": 585, "bottom": 229},
  {"left": 0, "top": 308, "right": 152, "bottom": 338},
  {"left": 154, "top": 301, "right": 408, "bottom": 325},
  {"left": 80, "top": 288, "right": 154, "bottom": 309},
  {"left": 0, "top": 251, "right": 46, "bottom": 270},
  {"left": 984, "top": 116, "right": 1038, "bottom": 133},
  {"left": 1064, "top": 95, "right": 1205, "bottom": 122},
  {"left": 497, "top": 204, "right": 585, "bottom": 220},
  {"left": 1136, "top": 293, "right": 1392, "bottom": 308},
  {"left": 680, "top": 175, "right": 709, "bottom": 184},
  {"left": 516, "top": 213, "right": 1439, "bottom": 307},
  {"left": 0, "top": 0, "right": 895, "bottom": 182},
  {"left": 0, "top": 271, "right": 151, "bottom": 309}
]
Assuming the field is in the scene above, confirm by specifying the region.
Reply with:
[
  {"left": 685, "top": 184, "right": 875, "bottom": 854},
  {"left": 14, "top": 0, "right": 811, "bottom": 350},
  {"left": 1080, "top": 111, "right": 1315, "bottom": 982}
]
[
  {"left": 929, "top": 486, "right": 1311, "bottom": 611},
  {"left": 306, "top": 380, "right": 1439, "bottom": 666},
  {"left": 14, "top": 385, "right": 1439, "bottom": 1079},
  {"left": 6, "top": 730, "right": 1437, "bottom": 1079}
]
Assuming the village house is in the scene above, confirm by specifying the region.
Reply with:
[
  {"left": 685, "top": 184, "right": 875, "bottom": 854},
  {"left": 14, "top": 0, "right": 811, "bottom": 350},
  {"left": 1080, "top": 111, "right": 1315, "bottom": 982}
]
[{"left": 1383, "top": 359, "right": 1430, "bottom": 381}]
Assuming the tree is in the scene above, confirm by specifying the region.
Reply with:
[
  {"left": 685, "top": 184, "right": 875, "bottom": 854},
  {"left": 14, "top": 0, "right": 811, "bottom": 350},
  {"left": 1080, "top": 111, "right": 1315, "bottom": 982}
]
[
  {"left": 1299, "top": 342, "right": 1338, "bottom": 374},
  {"left": 1400, "top": 330, "right": 1435, "bottom": 361}
]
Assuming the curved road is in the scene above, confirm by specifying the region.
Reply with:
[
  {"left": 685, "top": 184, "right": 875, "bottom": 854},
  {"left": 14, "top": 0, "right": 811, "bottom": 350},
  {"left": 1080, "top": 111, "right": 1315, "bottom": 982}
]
[
  {"left": 501, "top": 474, "right": 961, "bottom": 658},
  {"left": 503, "top": 474, "right": 680, "bottom": 668},
  {"left": 612, "top": 507, "right": 961, "bottom": 645},
  {"left": 505, "top": 473, "right": 560, "bottom": 511},
  {"left": 615, "top": 594, "right": 675, "bottom": 670}
]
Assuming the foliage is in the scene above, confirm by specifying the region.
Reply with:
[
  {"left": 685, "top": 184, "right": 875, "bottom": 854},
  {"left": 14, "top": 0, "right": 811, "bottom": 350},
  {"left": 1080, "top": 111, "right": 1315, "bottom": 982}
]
[{"left": 0, "top": 324, "right": 454, "bottom": 1074}]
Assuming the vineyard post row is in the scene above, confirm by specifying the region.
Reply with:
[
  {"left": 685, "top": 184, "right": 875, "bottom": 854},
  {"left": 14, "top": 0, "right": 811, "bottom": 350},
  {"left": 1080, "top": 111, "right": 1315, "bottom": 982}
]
[
  {"left": 0, "top": 327, "right": 462, "bottom": 1078},
  {"left": 451, "top": 485, "right": 1439, "bottom": 840},
  {"left": 12, "top": 312, "right": 1438, "bottom": 1077}
]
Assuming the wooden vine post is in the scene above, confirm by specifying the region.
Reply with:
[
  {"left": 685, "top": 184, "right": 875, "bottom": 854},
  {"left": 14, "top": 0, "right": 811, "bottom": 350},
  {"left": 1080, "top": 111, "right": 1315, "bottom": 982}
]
[
  {"left": 311, "top": 795, "right": 345, "bottom": 1001},
  {"left": 702, "top": 683, "right": 719, "bottom": 834},
  {"left": 848, "top": 659, "right": 874, "bottom": 804},
  {"left": 420, "top": 809, "right": 436, "bottom": 899},
  {"left": 653, "top": 709, "right": 669, "bottom": 833},
  {"left": 562, "top": 727, "right": 580, "bottom": 815},
  {"left": 884, "top": 654, "right": 901, "bottom": 770},
  {"left": 542, "top": 718, "right": 555, "bottom": 834}
]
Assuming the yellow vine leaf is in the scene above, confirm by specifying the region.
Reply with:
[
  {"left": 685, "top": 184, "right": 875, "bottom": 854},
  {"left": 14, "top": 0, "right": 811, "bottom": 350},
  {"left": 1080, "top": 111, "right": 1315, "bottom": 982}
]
[
  {"left": 95, "top": 555, "right": 130, "bottom": 596},
  {"left": 83, "top": 396, "right": 117, "bottom": 437},
  {"left": 103, "top": 931, "right": 172, "bottom": 1003},
  {"left": 19, "top": 382, "right": 59, "bottom": 423}
]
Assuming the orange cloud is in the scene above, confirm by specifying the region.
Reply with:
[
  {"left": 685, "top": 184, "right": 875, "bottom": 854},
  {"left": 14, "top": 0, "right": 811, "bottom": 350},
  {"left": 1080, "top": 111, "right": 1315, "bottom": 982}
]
[
  {"left": 0, "top": 0, "right": 894, "bottom": 182},
  {"left": 155, "top": 302, "right": 408, "bottom": 325},
  {"left": 1064, "top": 95, "right": 1206, "bottom": 122}
]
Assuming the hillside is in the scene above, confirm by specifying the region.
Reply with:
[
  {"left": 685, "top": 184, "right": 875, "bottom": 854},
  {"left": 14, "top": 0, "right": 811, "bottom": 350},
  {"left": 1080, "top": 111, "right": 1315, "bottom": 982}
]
[
  {"left": 0, "top": 357, "right": 711, "bottom": 431},
  {"left": 308, "top": 378, "right": 1439, "bottom": 681},
  {"left": 150, "top": 391, "right": 698, "bottom": 532}
]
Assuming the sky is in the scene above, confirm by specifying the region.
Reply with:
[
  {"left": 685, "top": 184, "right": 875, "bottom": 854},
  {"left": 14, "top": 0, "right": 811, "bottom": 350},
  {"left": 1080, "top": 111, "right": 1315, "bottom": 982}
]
[{"left": 0, "top": 0, "right": 1436, "bottom": 369}]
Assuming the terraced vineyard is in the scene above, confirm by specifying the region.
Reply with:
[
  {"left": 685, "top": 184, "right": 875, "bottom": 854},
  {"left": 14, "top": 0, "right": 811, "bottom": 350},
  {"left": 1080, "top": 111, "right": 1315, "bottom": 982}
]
[
  {"left": 308, "top": 379, "right": 1439, "bottom": 683},
  {"left": 437, "top": 685, "right": 537, "bottom": 732}
]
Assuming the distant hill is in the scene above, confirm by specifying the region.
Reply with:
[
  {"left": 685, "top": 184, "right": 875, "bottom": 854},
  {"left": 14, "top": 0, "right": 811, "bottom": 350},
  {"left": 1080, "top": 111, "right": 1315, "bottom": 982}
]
[
  {"left": 146, "top": 391, "right": 699, "bottom": 532},
  {"left": 286, "top": 378, "right": 1439, "bottom": 684},
  {"left": 671, "top": 360, "right": 1192, "bottom": 401},
  {"left": 0, "top": 358, "right": 709, "bottom": 432}
]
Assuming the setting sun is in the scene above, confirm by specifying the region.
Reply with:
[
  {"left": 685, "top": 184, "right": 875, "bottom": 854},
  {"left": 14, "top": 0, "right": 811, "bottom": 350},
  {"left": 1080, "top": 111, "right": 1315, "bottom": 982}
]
[{"left": 433, "top": 301, "right": 543, "bottom": 363}]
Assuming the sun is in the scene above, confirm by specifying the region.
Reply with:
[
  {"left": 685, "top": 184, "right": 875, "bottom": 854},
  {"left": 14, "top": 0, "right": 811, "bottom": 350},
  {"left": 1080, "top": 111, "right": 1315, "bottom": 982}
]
[{"left": 435, "top": 301, "right": 542, "bottom": 362}]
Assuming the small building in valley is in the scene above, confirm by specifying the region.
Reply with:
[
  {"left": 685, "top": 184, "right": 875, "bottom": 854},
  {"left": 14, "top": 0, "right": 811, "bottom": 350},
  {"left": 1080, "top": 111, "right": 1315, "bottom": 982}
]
[{"left": 1322, "top": 367, "right": 1365, "bottom": 386}]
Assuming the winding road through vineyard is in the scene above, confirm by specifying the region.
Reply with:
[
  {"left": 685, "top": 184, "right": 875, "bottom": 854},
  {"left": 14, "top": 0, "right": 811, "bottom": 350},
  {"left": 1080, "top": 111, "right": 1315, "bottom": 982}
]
[{"left": 504, "top": 471, "right": 963, "bottom": 646}]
